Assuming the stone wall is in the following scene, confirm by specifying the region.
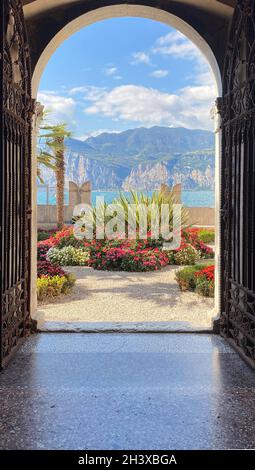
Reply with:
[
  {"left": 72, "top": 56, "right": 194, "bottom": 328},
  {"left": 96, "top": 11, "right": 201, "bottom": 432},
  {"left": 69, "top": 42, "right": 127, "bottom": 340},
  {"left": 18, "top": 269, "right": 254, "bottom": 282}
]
[
  {"left": 161, "top": 183, "right": 215, "bottom": 227},
  {"left": 37, "top": 181, "right": 91, "bottom": 228},
  {"left": 186, "top": 207, "right": 215, "bottom": 227}
]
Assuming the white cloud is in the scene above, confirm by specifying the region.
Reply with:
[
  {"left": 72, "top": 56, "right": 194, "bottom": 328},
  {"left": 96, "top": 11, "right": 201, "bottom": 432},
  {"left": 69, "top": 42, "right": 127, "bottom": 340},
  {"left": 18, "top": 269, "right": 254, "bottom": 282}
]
[
  {"left": 38, "top": 91, "right": 76, "bottom": 122},
  {"left": 152, "top": 31, "right": 201, "bottom": 60},
  {"left": 131, "top": 51, "right": 151, "bottom": 65},
  {"left": 39, "top": 25, "right": 217, "bottom": 135},
  {"left": 103, "top": 66, "right": 122, "bottom": 80},
  {"left": 84, "top": 83, "right": 216, "bottom": 130},
  {"left": 105, "top": 67, "right": 118, "bottom": 76},
  {"left": 151, "top": 69, "right": 169, "bottom": 78},
  {"left": 69, "top": 86, "right": 88, "bottom": 94},
  {"left": 152, "top": 30, "right": 216, "bottom": 91},
  {"left": 83, "top": 86, "right": 108, "bottom": 101},
  {"left": 68, "top": 85, "right": 107, "bottom": 102},
  {"left": 193, "top": 67, "right": 215, "bottom": 87}
]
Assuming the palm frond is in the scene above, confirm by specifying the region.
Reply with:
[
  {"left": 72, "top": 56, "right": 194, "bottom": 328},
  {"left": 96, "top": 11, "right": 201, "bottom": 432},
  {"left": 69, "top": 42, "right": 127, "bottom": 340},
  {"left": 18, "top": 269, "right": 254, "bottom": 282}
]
[{"left": 37, "top": 111, "right": 72, "bottom": 174}]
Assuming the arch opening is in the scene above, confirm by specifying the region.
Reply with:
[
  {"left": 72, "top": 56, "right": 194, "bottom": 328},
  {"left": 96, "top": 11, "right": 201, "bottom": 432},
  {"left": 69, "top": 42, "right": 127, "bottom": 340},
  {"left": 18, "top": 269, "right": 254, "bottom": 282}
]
[{"left": 30, "top": 4, "right": 222, "bottom": 330}]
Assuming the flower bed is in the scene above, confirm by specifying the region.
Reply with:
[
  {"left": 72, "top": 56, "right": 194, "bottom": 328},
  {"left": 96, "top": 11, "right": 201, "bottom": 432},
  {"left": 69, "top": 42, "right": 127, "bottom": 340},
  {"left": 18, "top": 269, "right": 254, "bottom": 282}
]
[
  {"left": 194, "top": 265, "right": 215, "bottom": 297},
  {"left": 37, "top": 248, "right": 76, "bottom": 301},
  {"left": 37, "top": 259, "right": 67, "bottom": 277},
  {"left": 38, "top": 228, "right": 57, "bottom": 242},
  {"left": 183, "top": 228, "right": 214, "bottom": 259},
  {"left": 175, "top": 264, "right": 214, "bottom": 297},
  {"left": 170, "top": 242, "right": 201, "bottom": 265},
  {"left": 184, "top": 227, "right": 215, "bottom": 243},
  {"left": 47, "top": 246, "right": 90, "bottom": 266},
  {"left": 37, "top": 225, "right": 215, "bottom": 275},
  {"left": 54, "top": 226, "right": 84, "bottom": 249},
  {"left": 37, "top": 273, "right": 76, "bottom": 301},
  {"left": 89, "top": 245, "right": 169, "bottom": 271}
]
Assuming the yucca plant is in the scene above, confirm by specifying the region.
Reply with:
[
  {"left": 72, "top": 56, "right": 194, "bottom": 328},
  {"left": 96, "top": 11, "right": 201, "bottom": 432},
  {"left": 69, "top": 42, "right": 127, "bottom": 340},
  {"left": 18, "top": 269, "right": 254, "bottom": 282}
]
[
  {"left": 112, "top": 190, "right": 188, "bottom": 239},
  {"left": 75, "top": 190, "right": 188, "bottom": 241}
]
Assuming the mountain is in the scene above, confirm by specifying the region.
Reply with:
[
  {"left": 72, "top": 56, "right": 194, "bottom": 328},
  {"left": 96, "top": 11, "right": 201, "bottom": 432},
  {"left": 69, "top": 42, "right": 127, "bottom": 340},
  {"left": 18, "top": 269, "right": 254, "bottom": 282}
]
[{"left": 39, "top": 126, "right": 215, "bottom": 190}]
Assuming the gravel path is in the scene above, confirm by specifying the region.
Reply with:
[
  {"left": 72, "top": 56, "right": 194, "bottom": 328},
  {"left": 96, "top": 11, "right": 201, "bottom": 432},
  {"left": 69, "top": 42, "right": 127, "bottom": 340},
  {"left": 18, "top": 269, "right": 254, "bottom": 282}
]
[{"left": 40, "top": 266, "right": 214, "bottom": 329}]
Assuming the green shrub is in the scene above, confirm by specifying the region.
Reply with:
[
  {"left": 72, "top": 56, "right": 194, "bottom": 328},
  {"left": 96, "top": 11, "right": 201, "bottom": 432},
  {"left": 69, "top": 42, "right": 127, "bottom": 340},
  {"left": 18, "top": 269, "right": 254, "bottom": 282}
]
[
  {"left": 47, "top": 246, "right": 90, "bottom": 266},
  {"left": 175, "top": 264, "right": 204, "bottom": 291},
  {"left": 56, "top": 234, "right": 84, "bottom": 249},
  {"left": 37, "top": 229, "right": 57, "bottom": 241},
  {"left": 174, "top": 244, "right": 201, "bottom": 265},
  {"left": 195, "top": 276, "right": 214, "bottom": 297},
  {"left": 175, "top": 263, "right": 215, "bottom": 297},
  {"left": 38, "top": 231, "right": 51, "bottom": 242},
  {"left": 198, "top": 229, "right": 215, "bottom": 244},
  {"left": 62, "top": 272, "right": 76, "bottom": 292},
  {"left": 37, "top": 273, "right": 76, "bottom": 301},
  {"left": 37, "top": 275, "right": 64, "bottom": 300},
  {"left": 195, "top": 266, "right": 214, "bottom": 297}
]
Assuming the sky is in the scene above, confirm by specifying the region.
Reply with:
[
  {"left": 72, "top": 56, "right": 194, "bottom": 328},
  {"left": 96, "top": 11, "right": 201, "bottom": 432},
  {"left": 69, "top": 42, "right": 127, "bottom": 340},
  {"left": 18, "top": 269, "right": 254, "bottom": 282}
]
[{"left": 38, "top": 17, "right": 217, "bottom": 140}]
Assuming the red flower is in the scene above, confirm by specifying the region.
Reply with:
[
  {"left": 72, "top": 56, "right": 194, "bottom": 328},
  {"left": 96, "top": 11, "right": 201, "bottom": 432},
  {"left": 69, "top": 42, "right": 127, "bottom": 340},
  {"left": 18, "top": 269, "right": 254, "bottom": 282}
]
[
  {"left": 195, "top": 265, "right": 215, "bottom": 281},
  {"left": 37, "top": 260, "right": 66, "bottom": 278}
]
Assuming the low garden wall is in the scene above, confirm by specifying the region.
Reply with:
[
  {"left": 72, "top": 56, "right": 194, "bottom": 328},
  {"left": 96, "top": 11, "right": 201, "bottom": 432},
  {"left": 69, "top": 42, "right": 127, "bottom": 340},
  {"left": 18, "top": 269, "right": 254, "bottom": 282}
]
[
  {"left": 38, "top": 181, "right": 91, "bottom": 228},
  {"left": 38, "top": 182, "right": 215, "bottom": 228},
  {"left": 186, "top": 207, "right": 214, "bottom": 227},
  {"left": 162, "top": 183, "right": 215, "bottom": 228}
]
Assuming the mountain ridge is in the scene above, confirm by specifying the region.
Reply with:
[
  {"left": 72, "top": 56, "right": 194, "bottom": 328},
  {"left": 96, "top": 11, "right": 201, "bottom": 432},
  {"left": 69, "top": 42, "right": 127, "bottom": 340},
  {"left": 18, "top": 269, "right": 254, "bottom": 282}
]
[{"left": 39, "top": 126, "right": 215, "bottom": 190}]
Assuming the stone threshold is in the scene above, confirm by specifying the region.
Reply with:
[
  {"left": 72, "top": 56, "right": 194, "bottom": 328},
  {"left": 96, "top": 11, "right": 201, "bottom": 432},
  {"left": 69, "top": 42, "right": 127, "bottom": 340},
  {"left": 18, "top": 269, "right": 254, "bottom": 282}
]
[{"left": 39, "top": 321, "right": 214, "bottom": 334}]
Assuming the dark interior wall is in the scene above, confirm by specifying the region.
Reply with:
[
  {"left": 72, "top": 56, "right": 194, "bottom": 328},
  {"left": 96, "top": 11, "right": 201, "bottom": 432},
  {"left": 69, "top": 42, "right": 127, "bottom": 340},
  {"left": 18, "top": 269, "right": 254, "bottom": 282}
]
[{"left": 24, "top": 0, "right": 234, "bottom": 76}]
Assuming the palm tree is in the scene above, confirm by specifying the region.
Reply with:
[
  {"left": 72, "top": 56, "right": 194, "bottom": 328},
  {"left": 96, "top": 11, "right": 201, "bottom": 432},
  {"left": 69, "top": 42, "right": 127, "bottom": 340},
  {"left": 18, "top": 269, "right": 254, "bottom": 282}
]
[
  {"left": 53, "top": 127, "right": 70, "bottom": 229},
  {"left": 37, "top": 123, "right": 59, "bottom": 183},
  {"left": 37, "top": 114, "right": 71, "bottom": 229}
]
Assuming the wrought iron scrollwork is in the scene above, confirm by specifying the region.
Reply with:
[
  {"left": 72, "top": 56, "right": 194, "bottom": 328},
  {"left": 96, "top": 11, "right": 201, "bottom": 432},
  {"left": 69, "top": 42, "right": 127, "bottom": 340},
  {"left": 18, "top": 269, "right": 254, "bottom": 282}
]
[
  {"left": 221, "top": 0, "right": 255, "bottom": 367},
  {"left": 0, "top": 0, "right": 33, "bottom": 367}
]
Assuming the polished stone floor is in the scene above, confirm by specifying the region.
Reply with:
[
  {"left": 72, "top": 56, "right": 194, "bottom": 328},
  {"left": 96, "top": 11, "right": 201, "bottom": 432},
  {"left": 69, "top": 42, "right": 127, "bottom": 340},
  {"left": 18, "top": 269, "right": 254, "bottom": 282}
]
[{"left": 0, "top": 333, "right": 255, "bottom": 450}]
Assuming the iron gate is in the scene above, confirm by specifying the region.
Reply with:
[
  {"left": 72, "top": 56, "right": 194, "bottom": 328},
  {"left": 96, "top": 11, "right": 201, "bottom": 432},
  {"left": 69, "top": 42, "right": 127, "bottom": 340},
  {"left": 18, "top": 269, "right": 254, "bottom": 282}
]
[
  {"left": 0, "top": 0, "right": 255, "bottom": 368},
  {"left": 221, "top": 0, "right": 255, "bottom": 368},
  {"left": 0, "top": 0, "right": 33, "bottom": 367}
]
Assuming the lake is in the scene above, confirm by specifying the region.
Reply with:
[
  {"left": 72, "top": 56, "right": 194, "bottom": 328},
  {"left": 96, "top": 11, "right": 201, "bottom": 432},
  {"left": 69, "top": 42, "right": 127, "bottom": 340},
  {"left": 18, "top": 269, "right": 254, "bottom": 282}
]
[{"left": 37, "top": 187, "right": 215, "bottom": 208}]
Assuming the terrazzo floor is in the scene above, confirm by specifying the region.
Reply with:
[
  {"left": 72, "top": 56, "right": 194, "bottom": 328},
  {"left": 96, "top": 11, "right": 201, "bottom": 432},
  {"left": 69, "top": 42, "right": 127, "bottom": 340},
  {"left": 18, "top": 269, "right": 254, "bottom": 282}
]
[{"left": 0, "top": 333, "right": 255, "bottom": 450}]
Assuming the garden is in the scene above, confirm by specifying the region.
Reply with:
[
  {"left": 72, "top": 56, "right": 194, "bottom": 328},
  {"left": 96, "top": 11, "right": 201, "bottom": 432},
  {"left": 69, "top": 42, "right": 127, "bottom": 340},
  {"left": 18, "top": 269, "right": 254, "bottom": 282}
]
[
  {"left": 37, "top": 221, "right": 215, "bottom": 302},
  {"left": 37, "top": 124, "right": 215, "bottom": 306}
]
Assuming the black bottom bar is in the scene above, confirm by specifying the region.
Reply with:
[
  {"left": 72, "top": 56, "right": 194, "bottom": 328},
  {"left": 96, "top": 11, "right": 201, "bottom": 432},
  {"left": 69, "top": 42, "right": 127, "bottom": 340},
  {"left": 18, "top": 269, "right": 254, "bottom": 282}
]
[{"left": 0, "top": 450, "right": 253, "bottom": 466}]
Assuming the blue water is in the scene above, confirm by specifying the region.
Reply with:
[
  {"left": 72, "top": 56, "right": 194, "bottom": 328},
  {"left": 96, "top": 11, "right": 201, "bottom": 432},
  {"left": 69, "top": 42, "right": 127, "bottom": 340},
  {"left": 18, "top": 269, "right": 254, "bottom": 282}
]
[
  {"left": 182, "top": 190, "right": 214, "bottom": 207},
  {"left": 91, "top": 190, "right": 215, "bottom": 207},
  {"left": 37, "top": 187, "right": 214, "bottom": 207},
  {"left": 37, "top": 186, "right": 69, "bottom": 206}
]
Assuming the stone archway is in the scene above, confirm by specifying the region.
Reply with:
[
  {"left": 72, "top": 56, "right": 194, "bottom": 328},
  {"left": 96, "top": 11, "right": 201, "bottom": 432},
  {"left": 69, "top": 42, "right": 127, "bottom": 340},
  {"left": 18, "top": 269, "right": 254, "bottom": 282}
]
[
  {"left": 31, "top": 5, "right": 222, "bottom": 96},
  {"left": 29, "top": 4, "right": 223, "bottom": 330}
]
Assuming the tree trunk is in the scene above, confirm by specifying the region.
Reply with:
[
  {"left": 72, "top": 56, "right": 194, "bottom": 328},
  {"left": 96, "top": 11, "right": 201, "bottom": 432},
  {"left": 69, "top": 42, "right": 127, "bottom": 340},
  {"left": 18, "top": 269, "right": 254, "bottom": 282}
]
[{"left": 55, "top": 136, "right": 65, "bottom": 229}]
